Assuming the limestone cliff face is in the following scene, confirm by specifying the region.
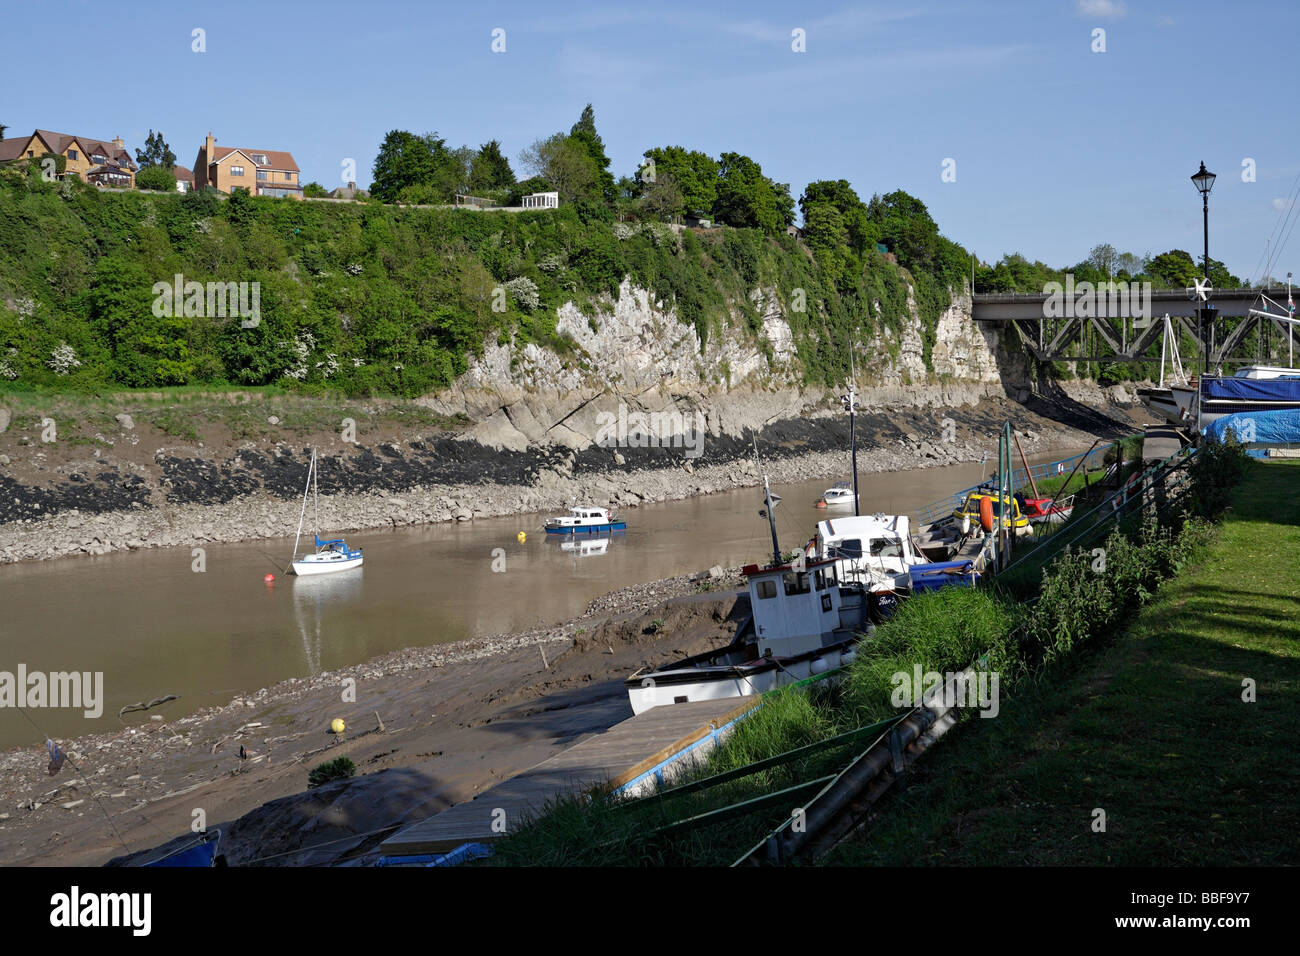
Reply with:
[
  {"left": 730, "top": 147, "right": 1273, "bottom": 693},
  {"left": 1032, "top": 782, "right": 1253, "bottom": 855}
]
[{"left": 430, "top": 276, "right": 1025, "bottom": 451}]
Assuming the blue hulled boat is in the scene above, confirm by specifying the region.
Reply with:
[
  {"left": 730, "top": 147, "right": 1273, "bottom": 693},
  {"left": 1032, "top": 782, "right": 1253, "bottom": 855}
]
[{"left": 544, "top": 506, "right": 627, "bottom": 535}]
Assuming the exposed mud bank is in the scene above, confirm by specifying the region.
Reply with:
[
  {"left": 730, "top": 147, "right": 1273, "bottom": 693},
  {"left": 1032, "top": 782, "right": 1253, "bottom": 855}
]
[{"left": 0, "top": 385, "right": 1149, "bottom": 565}]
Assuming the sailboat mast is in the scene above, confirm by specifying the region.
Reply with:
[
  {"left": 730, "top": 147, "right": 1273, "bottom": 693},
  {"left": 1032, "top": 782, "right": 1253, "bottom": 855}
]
[
  {"left": 312, "top": 448, "right": 319, "bottom": 544},
  {"left": 291, "top": 449, "right": 312, "bottom": 567},
  {"left": 849, "top": 344, "right": 859, "bottom": 517},
  {"left": 753, "top": 434, "right": 782, "bottom": 566},
  {"left": 762, "top": 472, "right": 782, "bottom": 567}
]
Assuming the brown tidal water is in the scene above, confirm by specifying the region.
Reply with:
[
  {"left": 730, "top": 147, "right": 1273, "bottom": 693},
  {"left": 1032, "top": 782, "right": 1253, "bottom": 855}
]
[{"left": 0, "top": 450, "right": 1076, "bottom": 749}]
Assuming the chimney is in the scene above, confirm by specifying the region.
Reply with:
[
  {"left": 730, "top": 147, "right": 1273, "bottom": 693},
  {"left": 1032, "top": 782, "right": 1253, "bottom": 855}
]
[
  {"left": 205, "top": 131, "right": 215, "bottom": 160},
  {"left": 349, "top": 181, "right": 356, "bottom": 190},
  {"left": 112, "top": 135, "right": 124, "bottom": 149}
]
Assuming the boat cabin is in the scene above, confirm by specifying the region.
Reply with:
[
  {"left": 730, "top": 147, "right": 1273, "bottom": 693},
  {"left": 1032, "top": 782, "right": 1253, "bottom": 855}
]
[
  {"left": 814, "top": 514, "right": 918, "bottom": 589},
  {"left": 953, "top": 492, "right": 1029, "bottom": 531},
  {"left": 743, "top": 556, "right": 852, "bottom": 657}
]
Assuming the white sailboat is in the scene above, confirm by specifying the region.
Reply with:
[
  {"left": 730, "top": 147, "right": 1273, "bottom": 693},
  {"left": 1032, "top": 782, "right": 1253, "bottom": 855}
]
[{"left": 290, "top": 448, "right": 363, "bottom": 576}]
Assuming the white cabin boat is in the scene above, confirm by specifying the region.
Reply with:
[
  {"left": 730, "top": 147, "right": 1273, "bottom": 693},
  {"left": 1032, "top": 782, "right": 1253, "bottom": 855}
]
[
  {"left": 544, "top": 506, "right": 627, "bottom": 535},
  {"left": 815, "top": 482, "right": 857, "bottom": 509}
]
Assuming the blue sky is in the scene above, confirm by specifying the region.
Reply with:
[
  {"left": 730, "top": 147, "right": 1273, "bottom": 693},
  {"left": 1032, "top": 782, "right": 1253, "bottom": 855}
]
[{"left": 6, "top": 0, "right": 1299, "bottom": 282}]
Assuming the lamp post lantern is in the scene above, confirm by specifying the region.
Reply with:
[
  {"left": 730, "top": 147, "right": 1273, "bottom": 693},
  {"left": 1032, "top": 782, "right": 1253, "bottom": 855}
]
[{"left": 1191, "top": 161, "right": 1216, "bottom": 373}]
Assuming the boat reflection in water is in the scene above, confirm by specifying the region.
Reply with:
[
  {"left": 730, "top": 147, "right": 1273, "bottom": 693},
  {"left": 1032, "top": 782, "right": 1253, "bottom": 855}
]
[{"left": 291, "top": 570, "right": 364, "bottom": 675}]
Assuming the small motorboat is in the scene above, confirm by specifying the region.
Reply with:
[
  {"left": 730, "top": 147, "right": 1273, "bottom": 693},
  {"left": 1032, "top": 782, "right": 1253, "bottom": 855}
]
[
  {"left": 815, "top": 481, "right": 857, "bottom": 509},
  {"left": 544, "top": 506, "right": 627, "bottom": 535},
  {"left": 1019, "top": 494, "right": 1075, "bottom": 525},
  {"left": 290, "top": 448, "right": 363, "bottom": 576}
]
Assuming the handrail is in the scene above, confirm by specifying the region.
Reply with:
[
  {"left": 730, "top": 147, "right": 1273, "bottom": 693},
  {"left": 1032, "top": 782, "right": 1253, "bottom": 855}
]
[
  {"left": 914, "top": 439, "right": 1133, "bottom": 526},
  {"left": 997, "top": 444, "right": 1197, "bottom": 578}
]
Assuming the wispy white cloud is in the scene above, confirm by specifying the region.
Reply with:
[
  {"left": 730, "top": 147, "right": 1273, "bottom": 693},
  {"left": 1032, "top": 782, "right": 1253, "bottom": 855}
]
[
  {"left": 1076, "top": 0, "right": 1127, "bottom": 17},
  {"left": 1273, "top": 197, "right": 1292, "bottom": 211},
  {"left": 718, "top": 7, "right": 922, "bottom": 44}
]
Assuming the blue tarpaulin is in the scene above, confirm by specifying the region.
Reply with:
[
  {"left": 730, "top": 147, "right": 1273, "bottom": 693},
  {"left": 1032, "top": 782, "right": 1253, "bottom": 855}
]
[
  {"left": 909, "top": 560, "right": 978, "bottom": 593},
  {"left": 1203, "top": 408, "right": 1300, "bottom": 444},
  {"left": 1202, "top": 377, "right": 1300, "bottom": 402}
]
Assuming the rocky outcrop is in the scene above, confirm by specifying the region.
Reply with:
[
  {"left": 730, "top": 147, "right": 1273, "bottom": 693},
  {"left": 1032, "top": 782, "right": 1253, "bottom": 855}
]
[{"left": 430, "top": 276, "right": 1027, "bottom": 454}]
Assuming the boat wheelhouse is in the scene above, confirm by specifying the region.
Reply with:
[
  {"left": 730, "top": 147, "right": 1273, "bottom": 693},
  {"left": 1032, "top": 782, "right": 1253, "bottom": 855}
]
[
  {"left": 952, "top": 491, "right": 1031, "bottom": 533},
  {"left": 625, "top": 554, "right": 875, "bottom": 714},
  {"left": 544, "top": 506, "right": 627, "bottom": 535}
]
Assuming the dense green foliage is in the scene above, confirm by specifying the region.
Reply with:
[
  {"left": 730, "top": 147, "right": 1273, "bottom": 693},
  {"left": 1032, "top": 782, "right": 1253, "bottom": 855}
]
[
  {"left": 0, "top": 165, "right": 969, "bottom": 395},
  {"left": 134, "top": 166, "right": 176, "bottom": 192}
]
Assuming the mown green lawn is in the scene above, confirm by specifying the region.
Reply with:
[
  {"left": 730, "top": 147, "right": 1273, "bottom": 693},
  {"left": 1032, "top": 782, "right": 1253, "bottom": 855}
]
[{"left": 828, "top": 459, "right": 1300, "bottom": 865}]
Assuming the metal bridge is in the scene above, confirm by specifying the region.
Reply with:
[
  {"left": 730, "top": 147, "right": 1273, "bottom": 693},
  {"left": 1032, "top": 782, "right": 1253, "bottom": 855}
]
[{"left": 972, "top": 286, "right": 1297, "bottom": 367}]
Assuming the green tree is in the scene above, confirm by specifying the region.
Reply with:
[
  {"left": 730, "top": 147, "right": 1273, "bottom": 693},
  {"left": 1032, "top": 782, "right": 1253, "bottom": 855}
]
[
  {"left": 88, "top": 257, "right": 193, "bottom": 386},
  {"left": 134, "top": 130, "right": 176, "bottom": 170},
  {"left": 639, "top": 170, "right": 683, "bottom": 222},
  {"left": 568, "top": 103, "right": 616, "bottom": 204},
  {"left": 800, "top": 179, "right": 870, "bottom": 253},
  {"left": 469, "top": 140, "right": 515, "bottom": 191},
  {"left": 1145, "top": 249, "right": 1200, "bottom": 288},
  {"left": 639, "top": 146, "right": 718, "bottom": 218},
  {"left": 135, "top": 166, "right": 177, "bottom": 192},
  {"left": 713, "top": 152, "right": 794, "bottom": 233},
  {"left": 303, "top": 181, "right": 328, "bottom": 198},
  {"left": 1086, "top": 242, "right": 1118, "bottom": 277},
  {"left": 371, "top": 130, "right": 460, "bottom": 203},
  {"left": 518, "top": 133, "right": 594, "bottom": 204}
]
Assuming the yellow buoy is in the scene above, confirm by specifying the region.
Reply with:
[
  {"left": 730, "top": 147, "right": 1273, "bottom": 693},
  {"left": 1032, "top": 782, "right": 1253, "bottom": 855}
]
[
  {"left": 330, "top": 718, "right": 345, "bottom": 734},
  {"left": 517, "top": 531, "right": 526, "bottom": 543}
]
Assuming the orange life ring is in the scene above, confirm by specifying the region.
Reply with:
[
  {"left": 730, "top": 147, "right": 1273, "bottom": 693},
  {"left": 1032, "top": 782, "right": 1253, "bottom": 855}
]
[{"left": 978, "top": 496, "right": 994, "bottom": 533}]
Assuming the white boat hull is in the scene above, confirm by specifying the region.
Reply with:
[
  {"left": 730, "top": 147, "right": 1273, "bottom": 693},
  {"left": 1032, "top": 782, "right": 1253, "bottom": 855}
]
[
  {"left": 292, "top": 554, "right": 364, "bottom": 576},
  {"left": 626, "top": 645, "right": 855, "bottom": 715},
  {"left": 1137, "top": 386, "right": 1192, "bottom": 426}
]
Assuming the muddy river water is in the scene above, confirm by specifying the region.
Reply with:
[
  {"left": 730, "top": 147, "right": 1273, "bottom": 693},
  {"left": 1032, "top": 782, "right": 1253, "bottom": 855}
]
[{"left": 0, "top": 450, "right": 1078, "bottom": 748}]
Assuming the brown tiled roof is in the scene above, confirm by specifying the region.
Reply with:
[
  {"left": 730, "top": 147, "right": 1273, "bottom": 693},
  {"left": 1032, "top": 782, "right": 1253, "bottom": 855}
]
[
  {"left": 0, "top": 139, "right": 28, "bottom": 162},
  {"left": 173, "top": 165, "right": 195, "bottom": 186},
  {"left": 211, "top": 146, "right": 299, "bottom": 172},
  {"left": 32, "top": 129, "right": 135, "bottom": 168}
]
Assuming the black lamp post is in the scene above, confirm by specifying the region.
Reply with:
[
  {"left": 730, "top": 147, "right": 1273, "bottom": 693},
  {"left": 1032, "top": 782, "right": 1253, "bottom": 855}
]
[{"left": 1191, "top": 161, "right": 1216, "bottom": 373}]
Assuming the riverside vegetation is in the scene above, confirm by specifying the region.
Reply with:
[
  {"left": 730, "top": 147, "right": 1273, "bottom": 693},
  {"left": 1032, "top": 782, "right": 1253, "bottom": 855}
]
[
  {"left": 489, "top": 438, "right": 1248, "bottom": 866},
  {"left": 2, "top": 103, "right": 1193, "bottom": 403}
]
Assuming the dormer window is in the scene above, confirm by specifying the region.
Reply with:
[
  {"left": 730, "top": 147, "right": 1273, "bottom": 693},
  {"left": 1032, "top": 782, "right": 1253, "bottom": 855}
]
[{"left": 252, "top": 153, "right": 269, "bottom": 165}]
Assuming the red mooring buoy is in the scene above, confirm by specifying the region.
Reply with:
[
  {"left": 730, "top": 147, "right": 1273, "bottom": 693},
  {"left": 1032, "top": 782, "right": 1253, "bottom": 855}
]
[{"left": 264, "top": 573, "right": 275, "bottom": 584}]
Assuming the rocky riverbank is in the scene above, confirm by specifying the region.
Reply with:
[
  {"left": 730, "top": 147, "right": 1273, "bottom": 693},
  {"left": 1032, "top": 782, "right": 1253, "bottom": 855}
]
[{"left": 0, "top": 385, "right": 1149, "bottom": 565}]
